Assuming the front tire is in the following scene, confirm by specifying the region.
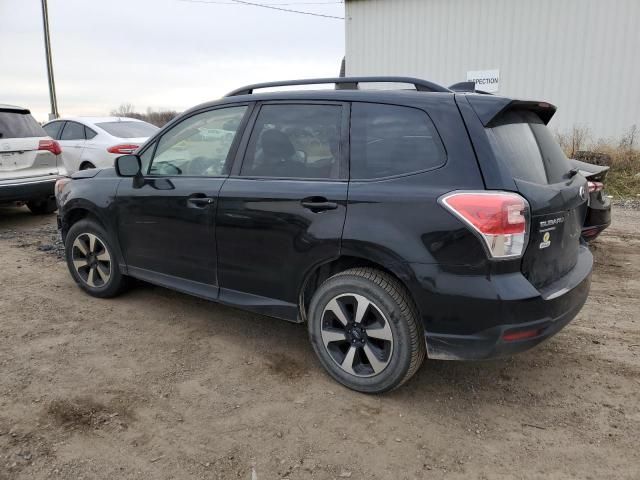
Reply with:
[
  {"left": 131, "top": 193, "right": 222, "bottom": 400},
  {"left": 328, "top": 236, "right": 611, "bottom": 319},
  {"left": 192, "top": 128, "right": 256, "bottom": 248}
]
[
  {"left": 64, "top": 219, "right": 127, "bottom": 298},
  {"left": 308, "top": 268, "right": 426, "bottom": 393}
]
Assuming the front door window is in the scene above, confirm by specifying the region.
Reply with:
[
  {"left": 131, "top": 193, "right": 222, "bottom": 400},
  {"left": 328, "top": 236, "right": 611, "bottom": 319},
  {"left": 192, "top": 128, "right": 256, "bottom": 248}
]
[{"left": 148, "top": 106, "right": 247, "bottom": 177}]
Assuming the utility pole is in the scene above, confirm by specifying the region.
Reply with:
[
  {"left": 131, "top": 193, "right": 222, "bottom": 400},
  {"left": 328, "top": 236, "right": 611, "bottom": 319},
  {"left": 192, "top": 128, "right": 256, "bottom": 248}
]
[{"left": 40, "top": 0, "right": 59, "bottom": 120}]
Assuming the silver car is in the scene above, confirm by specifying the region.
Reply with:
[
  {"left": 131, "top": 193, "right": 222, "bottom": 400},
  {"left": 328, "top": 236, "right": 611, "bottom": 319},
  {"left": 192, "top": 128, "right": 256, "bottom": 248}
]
[{"left": 0, "top": 104, "right": 66, "bottom": 214}]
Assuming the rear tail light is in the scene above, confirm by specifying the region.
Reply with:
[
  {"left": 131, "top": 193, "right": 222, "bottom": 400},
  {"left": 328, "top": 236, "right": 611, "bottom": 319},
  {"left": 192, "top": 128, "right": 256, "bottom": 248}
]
[
  {"left": 588, "top": 181, "right": 603, "bottom": 193},
  {"left": 39, "top": 139, "right": 62, "bottom": 155},
  {"left": 440, "top": 191, "right": 530, "bottom": 259},
  {"left": 107, "top": 144, "right": 139, "bottom": 154}
]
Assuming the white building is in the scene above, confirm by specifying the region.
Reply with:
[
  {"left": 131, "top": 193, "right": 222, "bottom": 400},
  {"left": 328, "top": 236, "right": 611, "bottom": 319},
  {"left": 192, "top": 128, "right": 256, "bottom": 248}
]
[{"left": 345, "top": 0, "right": 640, "bottom": 141}]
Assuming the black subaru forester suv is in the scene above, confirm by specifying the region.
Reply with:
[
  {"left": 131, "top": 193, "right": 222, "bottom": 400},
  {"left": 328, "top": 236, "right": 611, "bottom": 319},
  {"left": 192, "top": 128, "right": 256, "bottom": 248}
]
[{"left": 55, "top": 77, "right": 592, "bottom": 393}]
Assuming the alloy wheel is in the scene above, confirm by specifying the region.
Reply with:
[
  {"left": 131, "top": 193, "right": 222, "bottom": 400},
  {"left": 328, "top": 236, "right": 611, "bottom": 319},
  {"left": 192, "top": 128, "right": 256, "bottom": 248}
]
[
  {"left": 320, "top": 293, "right": 394, "bottom": 377},
  {"left": 71, "top": 233, "right": 112, "bottom": 288}
]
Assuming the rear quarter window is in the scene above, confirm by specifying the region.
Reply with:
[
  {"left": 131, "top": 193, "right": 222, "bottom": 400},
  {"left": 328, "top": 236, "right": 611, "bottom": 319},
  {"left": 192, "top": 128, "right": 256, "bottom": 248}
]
[
  {"left": 0, "top": 111, "right": 46, "bottom": 138},
  {"left": 350, "top": 103, "right": 446, "bottom": 180},
  {"left": 487, "top": 109, "right": 570, "bottom": 185}
]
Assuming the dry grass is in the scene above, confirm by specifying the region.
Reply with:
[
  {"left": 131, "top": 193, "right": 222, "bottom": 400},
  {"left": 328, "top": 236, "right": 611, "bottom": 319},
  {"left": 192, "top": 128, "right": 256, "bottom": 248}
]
[
  {"left": 587, "top": 146, "right": 640, "bottom": 198},
  {"left": 557, "top": 125, "right": 640, "bottom": 198}
]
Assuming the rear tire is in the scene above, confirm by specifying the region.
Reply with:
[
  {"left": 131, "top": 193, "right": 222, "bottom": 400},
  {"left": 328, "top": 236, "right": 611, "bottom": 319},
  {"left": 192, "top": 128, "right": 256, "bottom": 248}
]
[
  {"left": 308, "top": 268, "right": 426, "bottom": 393},
  {"left": 80, "top": 162, "right": 96, "bottom": 170},
  {"left": 27, "top": 197, "right": 57, "bottom": 215},
  {"left": 65, "top": 219, "right": 128, "bottom": 298}
]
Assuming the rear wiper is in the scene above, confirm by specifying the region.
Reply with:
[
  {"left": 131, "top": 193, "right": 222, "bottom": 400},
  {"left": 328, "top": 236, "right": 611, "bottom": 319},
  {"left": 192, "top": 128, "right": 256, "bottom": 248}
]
[{"left": 568, "top": 167, "right": 579, "bottom": 178}]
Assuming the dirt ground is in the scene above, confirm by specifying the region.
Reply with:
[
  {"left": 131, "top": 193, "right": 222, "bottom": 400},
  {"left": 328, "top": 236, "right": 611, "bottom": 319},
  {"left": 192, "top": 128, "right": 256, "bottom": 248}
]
[{"left": 0, "top": 205, "right": 638, "bottom": 480}]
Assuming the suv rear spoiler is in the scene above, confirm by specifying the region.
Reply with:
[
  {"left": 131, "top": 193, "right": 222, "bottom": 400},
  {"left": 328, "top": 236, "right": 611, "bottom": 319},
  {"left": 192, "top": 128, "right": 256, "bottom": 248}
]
[
  {"left": 465, "top": 94, "right": 557, "bottom": 126},
  {"left": 449, "top": 82, "right": 493, "bottom": 95},
  {"left": 0, "top": 105, "right": 30, "bottom": 115}
]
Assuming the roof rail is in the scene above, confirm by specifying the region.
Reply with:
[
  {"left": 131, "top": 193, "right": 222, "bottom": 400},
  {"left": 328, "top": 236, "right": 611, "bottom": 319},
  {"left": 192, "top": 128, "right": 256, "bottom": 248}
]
[{"left": 225, "top": 76, "right": 452, "bottom": 97}]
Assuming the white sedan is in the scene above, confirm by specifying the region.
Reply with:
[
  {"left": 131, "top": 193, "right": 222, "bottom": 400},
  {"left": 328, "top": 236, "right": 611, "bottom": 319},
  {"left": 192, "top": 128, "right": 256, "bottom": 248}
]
[{"left": 43, "top": 117, "right": 159, "bottom": 173}]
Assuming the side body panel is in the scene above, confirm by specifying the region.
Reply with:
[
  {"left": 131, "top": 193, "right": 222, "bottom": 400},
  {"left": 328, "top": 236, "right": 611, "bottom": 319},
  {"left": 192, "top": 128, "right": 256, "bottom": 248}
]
[
  {"left": 58, "top": 121, "right": 87, "bottom": 173},
  {"left": 342, "top": 95, "right": 492, "bottom": 336},
  {"left": 216, "top": 101, "right": 350, "bottom": 321},
  {"left": 115, "top": 176, "right": 224, "bottom": 287},
  {"left": 216, "top": 179, "right": 348, "bottom": 320},
  {"left": 342, "top": 95, "right": 486, "bottom": 266}
]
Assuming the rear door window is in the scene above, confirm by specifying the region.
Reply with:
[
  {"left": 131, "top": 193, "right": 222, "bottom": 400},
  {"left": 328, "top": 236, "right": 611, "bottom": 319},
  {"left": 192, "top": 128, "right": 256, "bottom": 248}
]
[
  {"left": 60, "top": 121, "right": 86, "bottom": 141},
  {"left": 43, "top": 121, "right": 64, "bottom": 139},
  {"left": 487, "top": 109, "right": 570, "bottom": 185},
  {"left": 0, "top": 111, "right": 46, "bottom": 138},
  {"left": 350, "top": 103, "right": 446, "bottom": 179},
  {"left": 240, "top": 104, "right": 343, "bottom": 180}
]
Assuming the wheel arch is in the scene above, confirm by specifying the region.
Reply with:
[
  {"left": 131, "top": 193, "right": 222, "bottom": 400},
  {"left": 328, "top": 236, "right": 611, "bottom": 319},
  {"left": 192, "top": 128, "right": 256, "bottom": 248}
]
[
  {"left": 61, "top": 205, "right": 104, "bottom": 239},
  {"left": 79, "top": 161, "right": 96, "bottom": 171},
  {"left": 61, "top": 203, "right": 126, "bottom": 273},
  {"left": 298, "top": 253, "right": 420, "bottom": 323}
]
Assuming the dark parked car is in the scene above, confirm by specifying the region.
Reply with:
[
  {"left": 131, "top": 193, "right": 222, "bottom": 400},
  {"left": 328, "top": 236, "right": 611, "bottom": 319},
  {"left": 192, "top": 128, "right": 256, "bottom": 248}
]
[
  {"left": 569, "top": 158, "right": 611, "bottom": 241},
  {"left": 55, "top": 77, "right": 593, "bottom": 393},
  {"left": 1, "top": 104, "right": 65, "bottom": 213}
]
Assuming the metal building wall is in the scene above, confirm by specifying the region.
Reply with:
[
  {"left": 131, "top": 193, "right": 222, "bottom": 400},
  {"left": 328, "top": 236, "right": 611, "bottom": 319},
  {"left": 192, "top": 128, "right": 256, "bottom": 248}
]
[{"left": 345, "top": 0, "right": 640, "bottom": 140}]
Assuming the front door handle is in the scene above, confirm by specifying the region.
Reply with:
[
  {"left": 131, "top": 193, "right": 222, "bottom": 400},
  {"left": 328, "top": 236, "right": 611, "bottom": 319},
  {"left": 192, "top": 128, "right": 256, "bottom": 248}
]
[
  {"left": 187, "top": 195, "right": 215, "bottom": 208},
  {"left": 301, "top": 196, "right": 338, "bottom": 212}
]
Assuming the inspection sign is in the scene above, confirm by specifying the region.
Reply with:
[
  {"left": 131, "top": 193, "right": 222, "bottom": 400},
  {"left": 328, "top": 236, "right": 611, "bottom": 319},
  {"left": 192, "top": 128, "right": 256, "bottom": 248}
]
[{"left": 466, "top": 69, "right": 500, "bottom": 93}]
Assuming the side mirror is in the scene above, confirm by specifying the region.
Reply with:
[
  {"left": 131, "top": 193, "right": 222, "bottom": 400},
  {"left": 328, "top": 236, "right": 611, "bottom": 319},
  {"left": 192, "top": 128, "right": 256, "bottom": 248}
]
[{"left": 115, "top": 154, "right": 141, "bottom": 177}]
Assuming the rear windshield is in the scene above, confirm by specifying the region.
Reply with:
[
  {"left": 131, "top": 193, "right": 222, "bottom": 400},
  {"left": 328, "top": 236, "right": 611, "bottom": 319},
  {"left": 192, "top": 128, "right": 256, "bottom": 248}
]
[
  {"left": 96, "top": 121, "right": 158, "bottom": 138},
  {"left": 0, "top": 111, "right": 46, "bottom": 139},
  {"left": 487, "top": 109, "right": 570, "bottom": 184}
]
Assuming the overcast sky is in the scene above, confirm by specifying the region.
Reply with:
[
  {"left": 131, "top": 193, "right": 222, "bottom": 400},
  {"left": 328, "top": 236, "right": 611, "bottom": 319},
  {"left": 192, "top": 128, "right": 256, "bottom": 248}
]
[{"left": 0, "top": 0, "right": 345, "bottom": 122}]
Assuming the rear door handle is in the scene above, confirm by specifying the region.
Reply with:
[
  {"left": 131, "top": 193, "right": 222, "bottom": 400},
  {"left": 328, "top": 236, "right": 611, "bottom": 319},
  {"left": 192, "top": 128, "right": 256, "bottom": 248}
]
[
  {"left": 301, "top": 197, "right": 338, "bottom": 212},
  {"left": 187, "top": 195, "right": 215, "bottom": 208}
]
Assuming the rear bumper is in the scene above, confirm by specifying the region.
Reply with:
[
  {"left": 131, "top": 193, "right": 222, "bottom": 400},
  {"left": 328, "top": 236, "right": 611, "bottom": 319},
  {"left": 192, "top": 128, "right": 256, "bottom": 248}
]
[
  {"left": 0, "top": 176, "right": 59, "bottom": 203},
  {"left": 407, "top": 245, "right": 593, "bottom": 360}
]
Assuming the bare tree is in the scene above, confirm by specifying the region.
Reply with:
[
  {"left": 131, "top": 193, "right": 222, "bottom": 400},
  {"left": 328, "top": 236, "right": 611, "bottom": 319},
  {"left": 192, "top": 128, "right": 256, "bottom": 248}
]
[
  {"left": 569, "top": 126, "right": 591, "bottom": 158},
  {"left": 110, "top": 103, "right": 136, "bottom": 117},
  {"left": 108, "top": 104, "right": 179, "bottom": 127},
  {"left": 619, "top": 124, "right": 638, "bottom": 152}
]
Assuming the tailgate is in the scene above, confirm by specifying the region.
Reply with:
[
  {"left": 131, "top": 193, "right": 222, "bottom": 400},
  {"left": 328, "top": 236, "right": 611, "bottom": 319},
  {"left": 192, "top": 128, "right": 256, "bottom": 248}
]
[
  {"left": 1, "top": 109, "right": 59, "bottom": 180},
  {"left": 517, "top": 178, "right": 587, "bottom": 288},
  {"left": 485, "top": 108, "right": 588, "bottom": 289},
  {"left": 0, "top": 137, "right": 59, "bottom": 181}
]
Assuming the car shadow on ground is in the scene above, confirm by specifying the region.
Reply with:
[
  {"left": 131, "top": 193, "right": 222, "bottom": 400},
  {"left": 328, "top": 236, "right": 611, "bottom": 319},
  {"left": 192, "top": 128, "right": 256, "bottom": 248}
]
[
  {"left": 0, "top": 203, "right": 582, "bottom": 407},
  {"left": 0, "top": 205, "right": 57, "bottom": 230},
  {"left": 127, "top": 278, "right": 558, "bottom": 407}
]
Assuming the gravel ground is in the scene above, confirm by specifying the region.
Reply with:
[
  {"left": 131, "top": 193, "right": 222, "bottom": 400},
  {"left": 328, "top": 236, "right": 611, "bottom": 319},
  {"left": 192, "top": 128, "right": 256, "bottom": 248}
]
[
  {"left": 0, "top": 205, "right": 639, "bottom": 480},
  {"left": 611, "top": 197, "right": 640, "bottom": 209}
]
